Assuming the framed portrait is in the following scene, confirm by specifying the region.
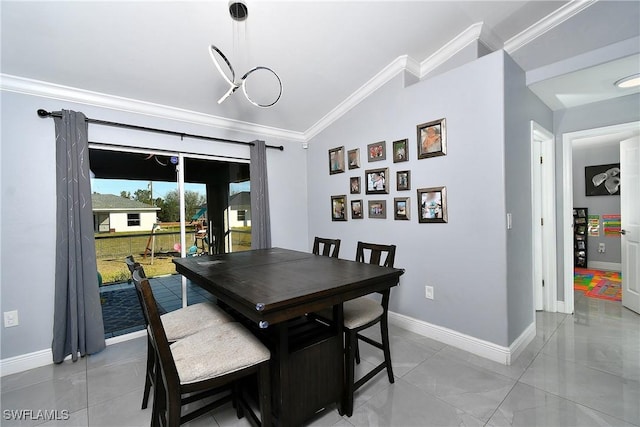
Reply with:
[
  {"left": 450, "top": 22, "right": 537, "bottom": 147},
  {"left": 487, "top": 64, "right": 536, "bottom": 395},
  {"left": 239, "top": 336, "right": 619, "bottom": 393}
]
[
  {"left": 367, "top": 141, "right": 386, "bottom": 162},
  {"left": 351, "top": 200, "right": 363, "bottom": 219},
  {"left": 417, "top": 118, "right": 446, "bottom": 159},
  {"left": 328, "top": 146, "right": 345, "bottom": 175},
  {"left": 417, "top": 186, "right": 447, "bottom": 223},
  {"left": 365, "top": 167, "right": 389, "bottom": 195},
  {"left": 331, "top": 195, "right": 347, "bottom": 221},
  {"left": 368, "top": 200, "right": 386, "bottom": 219},
  {"left": 394, "top": 197, "right": 410, "bottom": 220},
  {"left": 585, "top": 163, "right": 620, "bottom": 196},
  {"left": 392, "top": 139, "right": 409, "bottom": 163},
  {"left": 396, "top": 170, "right": 410, "bottom": 191},
  {"left": 347, "top": 148, "right": 360, "bottom": 169},
  {"left": 350, "top": 176, "right": 361, "bottom": 194}
]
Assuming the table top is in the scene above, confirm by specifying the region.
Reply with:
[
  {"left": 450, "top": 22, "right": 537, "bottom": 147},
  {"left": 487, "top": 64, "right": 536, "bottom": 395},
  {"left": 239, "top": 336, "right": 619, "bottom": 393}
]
[{"left": 173, "top": 247, "right": 404, "bottom": 326}]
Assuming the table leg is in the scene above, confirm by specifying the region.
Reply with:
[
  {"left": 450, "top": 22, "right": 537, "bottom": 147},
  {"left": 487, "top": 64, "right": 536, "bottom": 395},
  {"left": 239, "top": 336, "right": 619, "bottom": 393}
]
[{"left": 333, "top": 303, "right": 346, "bottom": 416}]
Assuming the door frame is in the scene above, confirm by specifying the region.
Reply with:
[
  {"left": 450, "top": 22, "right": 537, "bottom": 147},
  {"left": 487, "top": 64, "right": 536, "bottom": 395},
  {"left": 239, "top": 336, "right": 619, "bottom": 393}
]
[
  {"left": 531, "top": 121, "right": 557, "bottom": 312},
  {"left": 561, "top": 121, "right": 640, "bottom": 314}
]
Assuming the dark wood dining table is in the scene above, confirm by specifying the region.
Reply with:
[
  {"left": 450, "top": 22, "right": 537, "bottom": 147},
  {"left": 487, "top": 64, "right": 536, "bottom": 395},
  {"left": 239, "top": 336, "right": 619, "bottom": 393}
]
[{"left": 173, "top": 247, "right": 404, "bottom": 426}]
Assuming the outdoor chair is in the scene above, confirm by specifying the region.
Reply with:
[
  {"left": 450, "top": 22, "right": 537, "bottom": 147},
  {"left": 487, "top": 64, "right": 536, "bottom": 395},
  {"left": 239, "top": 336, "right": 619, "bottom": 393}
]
[{"left": 132, "top": 267, "right": 272, "bottom": 426}]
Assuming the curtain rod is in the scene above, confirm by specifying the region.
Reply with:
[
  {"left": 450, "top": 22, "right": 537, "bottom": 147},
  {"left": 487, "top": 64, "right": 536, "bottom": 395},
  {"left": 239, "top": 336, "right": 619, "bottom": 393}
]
[{"left": 37, "top": 109, "right": 284, "bottom": 151}]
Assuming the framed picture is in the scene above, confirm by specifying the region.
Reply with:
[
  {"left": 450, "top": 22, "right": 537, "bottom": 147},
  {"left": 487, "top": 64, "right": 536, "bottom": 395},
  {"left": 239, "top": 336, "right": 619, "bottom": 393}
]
[
  {"left": 417, "top": 186, "right": 447, "bottom": 223},
  {"left": 394, "top": 197, "right": 410, "bottom": 220},
  {"left": 351, "top": 200, "right": 363, "bottom": 219},
  {"left": 329, "top": 146, "right": 345, "bottom": 175},
  {"left": 365, "top": 167, "right": 389, "bottom": 194},
  {"left": 347, "top": 148, "right": 360, "bottom": 169},
  {"left": 350, "top": 176, "right": 361, "bottom": 194},
  {"left": 585, "top": 163, "right": 620, "bottom": 196},
  {"left": 417, "top": 118, "right": 446, "bottom": 159},
  {"left": 367, "top": 141, "right": 386, "bottom": 162},
  {"left": 392, "top": 139, "right": 409, "bottom": 163},
  {"left": 396, "top": 170, "right": 410, "bottom": 191},
  {"left": 368, "top": 200, "right": 386, "bottom": 219},
  {"left": 331, "top": 195, "right": 347, "bottom": 221}
]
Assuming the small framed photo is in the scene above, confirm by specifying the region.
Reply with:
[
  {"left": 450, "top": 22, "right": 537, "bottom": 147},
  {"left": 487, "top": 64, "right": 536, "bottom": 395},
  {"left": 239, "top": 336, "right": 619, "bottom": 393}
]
[
  {"left": 351, "top": 200, "right": 363, "bottom": 219},
  {"left": 396, "top": 170, "right": 410, "bottom": 191},
  {"left": 350, "top": 176, "right": 361, "bottom": 194},
  {"left": 331, "top": 195, "right": 347, "bottom": 221},
  {"left": 392, "top": 139, "right": 409, "bottom": 163},
  {"left": 365, "top": 167, "right": 389, "bottom": 195},
  {"left": 367, "top": 141, "right": 386, "bottom": 162},
  {"left": 418, "top": 186, "right": 447, "bottom": 223},
  {"left": 347, "top": 148, "right": 360, "bottom": 169},
  {"left": 329, "top": 146, "right": 345, "bottom": 174},
  {"left": 417, "top": 118, "right": 446, "bottom": 159},
  {"left": 368, "top": 200, "right": 386, "bottom": 219},
  {"left": 394, "top": 197, "right": 410, "bottom": 220}
]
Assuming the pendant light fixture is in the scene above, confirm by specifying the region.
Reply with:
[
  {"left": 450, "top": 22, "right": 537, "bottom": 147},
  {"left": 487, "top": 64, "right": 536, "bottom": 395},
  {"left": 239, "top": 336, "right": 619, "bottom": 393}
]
[{"left": 209, "top": 1, "right": 282, "bottom": 108}]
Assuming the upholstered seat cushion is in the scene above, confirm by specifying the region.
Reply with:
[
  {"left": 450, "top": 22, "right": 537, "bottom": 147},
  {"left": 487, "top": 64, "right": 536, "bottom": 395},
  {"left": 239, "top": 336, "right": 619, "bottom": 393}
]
[
  {"left": 317, "top": 296, "right": 383, "bottom": 330},
  {"left": 171, "top": 322, "right": 271, "bottom": 384},
  {"left": 161, "top": 302, "right": 233, "bottom": 341},
  {"left": 342, "top": 297, "right": 383, "bottom": 329}
]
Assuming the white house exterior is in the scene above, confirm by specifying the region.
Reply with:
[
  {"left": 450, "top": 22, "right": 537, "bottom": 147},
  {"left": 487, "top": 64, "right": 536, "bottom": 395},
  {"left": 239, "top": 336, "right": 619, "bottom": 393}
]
[
  {"left": 228, "top": 191, "right": 251, "bottom": 228},
  {"left": 92, "top": 194, "right": 160, "bottom": 233}
]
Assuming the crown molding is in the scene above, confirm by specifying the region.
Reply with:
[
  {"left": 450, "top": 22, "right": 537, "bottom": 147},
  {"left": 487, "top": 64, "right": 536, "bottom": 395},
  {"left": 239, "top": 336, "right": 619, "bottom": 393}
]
[
  {"left": 504, "top": 0, "right": 597, "bottom": 54},
  {"left": 419, "top": 22, "right": 485, "bottom": 77},
  {"left": 0, "top": 74, "right": 306, "bottom": 142}
]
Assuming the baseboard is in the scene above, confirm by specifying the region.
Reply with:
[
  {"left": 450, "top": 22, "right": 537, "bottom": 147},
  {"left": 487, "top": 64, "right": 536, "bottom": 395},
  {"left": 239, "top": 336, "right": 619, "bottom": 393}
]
[
  {"left": 0, "top": 330, "right": 146, "bottom": 377},
  {"left": 587, "top": 261, "right": 621, "bottom": 271},
  {"left": 389, "top": 311, "right": 536, "bottom": 366}
]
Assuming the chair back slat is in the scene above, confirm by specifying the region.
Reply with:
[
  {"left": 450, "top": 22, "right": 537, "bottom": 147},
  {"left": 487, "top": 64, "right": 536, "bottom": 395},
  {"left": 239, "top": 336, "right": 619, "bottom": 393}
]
[
  {"left": 355, "top": 242, "right": 396, "bottom": 268},
  {"left": 313, "top": 237, "right": 341, "bottom": 258}
]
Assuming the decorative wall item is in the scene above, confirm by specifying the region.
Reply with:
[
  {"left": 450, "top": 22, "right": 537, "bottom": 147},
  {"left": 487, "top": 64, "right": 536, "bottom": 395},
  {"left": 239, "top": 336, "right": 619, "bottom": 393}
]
[
  {"left": 417, "top": 118, "right": 446, "bottom": 159},
  {"left": 365, "top": 167, "right": 389, "bottom": 194},
  {"left": 394, "top": 197, "right": 410, "bottom": 220},
  {"left": 331, "top": 195, "right": 347, "bottom": 221},
  {"left": 351, "top": 200, "right": 363, "bottom": 219},
  {"left": 368, "top": 200, "right": 386, "bottom": 219},
  {"left": 418, "top": 186, "right": 447, "bottom": 223},
  {"left": 367, "top": 141, "right": 386, "bottom": 162},
  {"left": 350, "top": 176, "right": 361, "bottom": 194},
  {"left": 347, "top": 148, "right": 360, "bottom": 169},
  {"left": 392, "top": 139, "right": 409, "bottom": 163},
  {"left": 585, "top": 163, "right": 620, "bottom": 196},
  {"left": 603, "top": 214, "right": 621, "bottom": 236},
  {"left": 396, "top": 170, "right": 410, "bottom": 191},
  {"left": 329, "top": 146, "right": 345, "bottom": 175}
]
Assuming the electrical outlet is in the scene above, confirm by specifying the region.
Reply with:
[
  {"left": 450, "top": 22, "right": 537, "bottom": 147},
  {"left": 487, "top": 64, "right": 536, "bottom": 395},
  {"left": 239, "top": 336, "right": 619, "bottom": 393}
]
[
  {"left": 4, "top": 310, "right": 19, "bottom": 328},
  {"left": 598, "top": 243, "right": 606, "bottom": 253},
  {"left": 425, "top": 286, "right": 434, "bottom": 300}
]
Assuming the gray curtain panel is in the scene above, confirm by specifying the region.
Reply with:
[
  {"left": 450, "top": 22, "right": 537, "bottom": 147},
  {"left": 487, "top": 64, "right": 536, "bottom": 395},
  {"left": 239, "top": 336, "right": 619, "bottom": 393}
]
[
  {"left": 250, "top": 140, "right": 272, "bottom": 249},
  {"left": 52, "top": 110, "right": 105, "bottom": 363}
]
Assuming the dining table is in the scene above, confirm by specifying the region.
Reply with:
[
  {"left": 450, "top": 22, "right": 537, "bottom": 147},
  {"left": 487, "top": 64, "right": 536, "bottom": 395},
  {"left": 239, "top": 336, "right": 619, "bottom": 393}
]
[{"left": 173, "top": 247, "right": 404, "bottom": 426}]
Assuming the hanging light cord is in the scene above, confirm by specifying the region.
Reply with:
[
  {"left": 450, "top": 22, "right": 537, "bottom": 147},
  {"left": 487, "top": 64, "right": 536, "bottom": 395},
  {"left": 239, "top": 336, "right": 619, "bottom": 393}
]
[{"left": 208, "top": 45, "right": 282, "bottom": 108}]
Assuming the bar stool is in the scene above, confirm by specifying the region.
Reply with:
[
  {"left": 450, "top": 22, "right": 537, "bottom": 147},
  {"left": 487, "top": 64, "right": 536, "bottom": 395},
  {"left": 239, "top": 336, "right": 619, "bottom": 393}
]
[
  {"left": 132, "top": 267, "right": 272, "bottom": 426},
  {"left": 125, "top": 256, "right": 234, "bottom": 409}
]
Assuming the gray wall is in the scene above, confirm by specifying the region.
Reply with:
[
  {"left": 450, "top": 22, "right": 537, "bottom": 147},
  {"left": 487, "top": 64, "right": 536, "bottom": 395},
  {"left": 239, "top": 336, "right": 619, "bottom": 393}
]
[
  {"left": 572, "top": 143, "right": 621, "bottom": 265},
  {"left": 0, "top": 90, "right": 309, "bottom": 360},
  {"left": 553, "top": 93, "right": 640, "bottom": 302},
  {"left": 307, "top": 50, "right": 548, "bottom": 347},
  {"left": 503, "top": 54, "right": 553, "bottom": 342}
]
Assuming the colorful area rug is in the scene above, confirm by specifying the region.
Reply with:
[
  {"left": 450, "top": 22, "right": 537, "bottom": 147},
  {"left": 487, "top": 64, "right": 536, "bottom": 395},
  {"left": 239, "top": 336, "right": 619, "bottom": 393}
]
[{"left": 574, "top": 268, "right": 622, "bottom": 301}]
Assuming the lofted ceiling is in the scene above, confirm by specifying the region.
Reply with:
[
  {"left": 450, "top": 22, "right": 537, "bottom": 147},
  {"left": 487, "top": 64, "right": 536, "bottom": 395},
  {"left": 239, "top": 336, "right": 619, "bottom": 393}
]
[{"left": 1, "top": 1, "right": 639, "bottom": 141}]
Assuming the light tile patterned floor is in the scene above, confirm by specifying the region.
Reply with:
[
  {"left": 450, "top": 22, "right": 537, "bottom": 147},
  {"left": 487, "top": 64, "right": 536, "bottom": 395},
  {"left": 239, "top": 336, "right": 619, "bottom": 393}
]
[{"left": 1, "top": 291, "right": 638, "bottom": 426}]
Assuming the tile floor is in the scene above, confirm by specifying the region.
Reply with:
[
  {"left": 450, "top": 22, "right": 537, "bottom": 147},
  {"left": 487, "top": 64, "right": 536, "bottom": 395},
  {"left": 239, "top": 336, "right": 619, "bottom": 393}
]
[{"left": 1, "top": 291, "right": 638, "bottom": 426}]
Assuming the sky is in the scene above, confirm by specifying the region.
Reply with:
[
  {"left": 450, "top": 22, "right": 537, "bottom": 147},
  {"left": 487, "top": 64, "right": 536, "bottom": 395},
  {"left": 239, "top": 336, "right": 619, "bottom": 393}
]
[{"left": 91, "top": 178, "right": 250, "bottom": 199}]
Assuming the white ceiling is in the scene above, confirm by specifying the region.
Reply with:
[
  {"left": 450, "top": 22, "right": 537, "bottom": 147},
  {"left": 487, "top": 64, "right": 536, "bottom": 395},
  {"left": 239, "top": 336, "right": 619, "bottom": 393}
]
[{"left": 1, "top": 1, "right": 639, "bottom": 141}]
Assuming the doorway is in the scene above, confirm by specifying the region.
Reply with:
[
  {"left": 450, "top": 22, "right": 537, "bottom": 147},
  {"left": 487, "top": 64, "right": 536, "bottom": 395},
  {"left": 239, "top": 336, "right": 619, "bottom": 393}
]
[{"left": 561, "top": 122, "right": 639, "bottom": 315}]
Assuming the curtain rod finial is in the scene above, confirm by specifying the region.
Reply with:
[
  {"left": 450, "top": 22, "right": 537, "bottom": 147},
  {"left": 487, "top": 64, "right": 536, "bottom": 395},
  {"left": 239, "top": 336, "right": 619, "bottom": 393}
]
[{"left": 37, "top": 109, "right": 50, "bottom": 118}]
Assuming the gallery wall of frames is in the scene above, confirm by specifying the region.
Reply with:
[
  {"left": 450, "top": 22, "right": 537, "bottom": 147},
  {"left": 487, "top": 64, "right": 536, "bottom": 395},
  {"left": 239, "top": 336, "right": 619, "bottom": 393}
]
[{"left": 329, "top": 118, "right": 449, "bottom": 224}]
